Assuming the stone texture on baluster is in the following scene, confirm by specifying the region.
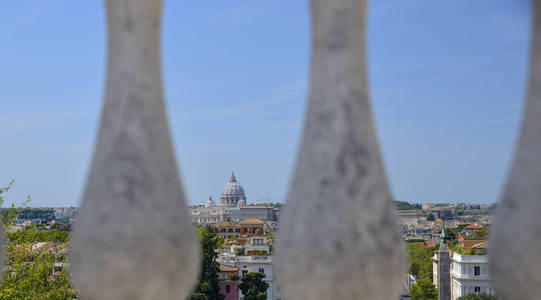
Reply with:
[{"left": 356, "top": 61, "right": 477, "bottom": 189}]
[
  {"left": 70, "top": 0, "right": 199, "bottom": 299},
  {"left": 490, "top": 2, "right": 541, "bottom": 299},
  {"left": 275, "top": 0, "right": 403, "bottom": 299}
]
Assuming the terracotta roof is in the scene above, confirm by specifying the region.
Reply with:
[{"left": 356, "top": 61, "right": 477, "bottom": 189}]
[
  {"left": 423, "top": 241, "right": 435, "bottom": 248},
  {"left": 218, "top": 221, "right": 239, "bottom": 226},
  {"left": 239, "top": 218, "right": 264, "bottom": 224},
  {"left": 219, "top": 264, "right": 239, "bottom": 272},
  {"left": 471, "top": 242, "right": 487, "bottom": 249},
  {"left": 464, "top": 224, "right": 482, "bottom": 230}
]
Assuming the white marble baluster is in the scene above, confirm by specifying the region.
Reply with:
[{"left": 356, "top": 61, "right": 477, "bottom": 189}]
[
  {"left": 70, "top": 0, "right": 199, "bottom": 299},
  {"left": 275, "top": 0, "right": 403, "bottom": 299},
  {"left": 490, "top": 2, "right": 541, "bottom": 299}
]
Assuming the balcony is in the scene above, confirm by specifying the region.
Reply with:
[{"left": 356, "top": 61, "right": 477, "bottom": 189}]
[{"left": 451, "top": 253, "right": 488, "bottom": 264}]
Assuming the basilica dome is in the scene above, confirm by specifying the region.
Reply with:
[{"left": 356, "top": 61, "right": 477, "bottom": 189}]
[{"left": 220, "top": 172, "right": 246, "bottom": 207}]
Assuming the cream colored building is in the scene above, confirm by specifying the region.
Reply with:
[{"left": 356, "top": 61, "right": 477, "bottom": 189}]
[
  {"left": 450, "top": 252, "right": 495, "bottom": 299},
  {"left": 433, "top": 240, "right": 496, "bottom": 300},
  {"left": 434, "top": 248, "right": 495, "bottom": 299}
]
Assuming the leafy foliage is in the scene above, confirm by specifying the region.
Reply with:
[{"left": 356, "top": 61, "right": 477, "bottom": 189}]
[
  {"left": 1, "top": 208, "right": 55, "bottom": 224},
  {"left": 238, "top": 272, "right": 269, "bottom": 300},
  {"left": 191, "top": 225, "right": 225, "bottom": 300},
  {"left": 457, "top": 293, "right": 498, "bottom": 300},
  {"left": 408, "top": 243, "right": 438, "bottom": 300},
  {"left": 410, "top": 278, "right": 437, "bottom": 300},
  {"left": 8, "top": 226, "right": 69, "bottom": 245},
  {"left": 442, "top": 226, "right": 463, "bottom": 242},
  {"left": 0, "top": 180, "right": 14, "bottom": 206},
  {"left": 406, "top": 239, "right": 426, "bottom": 243},
  {"left": 0, "top": 243, "right": 74, "bottom": 299},
  {"left": 0, "top": 180, "right": 77, "bottom": 299},
  {"left": 395, "top": 200, "right": 422, "bottom": 210},
  {"left": 235, "top": 247, "right": 245, "bottom": 256},
  {"left": 471, "top": 226, "right": 489, "bottom": 239},
  {"left": 407, "top": 244, "right": 434, "bottom": 280},
  {"left": 426, "top": 213, "right": 435, "bottom": 221}
]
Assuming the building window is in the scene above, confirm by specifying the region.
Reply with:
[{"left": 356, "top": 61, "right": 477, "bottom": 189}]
[
  {"left": 474, "top": 266, "right": 480, "bottom": 276},
  {"left": 474, "top": 286, "right": 481, "bottom": 293},
  {"left": 259, "top": 268, "right": 265, "bottom": 274},
  {"left": 226, "top": 285, "right": 231, "bottom": 294}
]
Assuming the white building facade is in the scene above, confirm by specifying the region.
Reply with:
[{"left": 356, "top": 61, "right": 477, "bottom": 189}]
[
  {"left": 219, "top": 255, "right": 281, "bottom": 300},
  {"left": 450, "top": 253, "right": 495, "bottom": 299},
  {"left": 191, "top": 173, "right": 277, "bottom": 224}
]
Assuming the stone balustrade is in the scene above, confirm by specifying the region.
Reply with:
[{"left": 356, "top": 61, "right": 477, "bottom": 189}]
[
  {"left": 0, "top": 0, "right": 536, "bottom": 299},
  {"left": 489, "top": 1, "right": 541, "bottom": 299}
]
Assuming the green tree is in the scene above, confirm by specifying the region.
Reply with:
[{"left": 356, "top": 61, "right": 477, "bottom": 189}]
[
  {"left": 0, "top": 181, "right": 14, "bottom": 204},
  {"left": 8, "top": 226, "right": 69, "bottom": 244},
  {"left": 473, "top": 226, "right": 489, "bottom": 238},
  {"left": 0, "top": 243, "right": 75, "bottom": 299},
  {"left": 191, "top": 225, "right": 225, "bottom": 300},
  {"left": 426, "top": 213, "right": 436, "bottom": 221},
  {"left": 238, "top": 272, "right": 269, "bottom": 300},
  {"left": 394, "top": 200, "right": 422, "bottom": 210},
  {"left": 457, "top": 293, "right": 498, "bottom": 300},
  {"left": 0, "top": 181, "right": 77, "bottom": 299},
  {"left": 235, "top": 247, "right": 245, "bottom": 256},
  {"left": 408, "top": 244, "right": 433, "bottom": 280},
  {"left": 410, "top": 278, "right": 437, "bottom": 300}
]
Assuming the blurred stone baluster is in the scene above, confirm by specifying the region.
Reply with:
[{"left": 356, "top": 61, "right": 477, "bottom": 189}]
[
  {"left": 490, "top": 2, "right": 541, "bottom": 299},
  {"left": 275, "top": 0, "right": 403, "bottom": 299},
  {"left": 70, "top": 0, "right": 199, "bottom": 299}
]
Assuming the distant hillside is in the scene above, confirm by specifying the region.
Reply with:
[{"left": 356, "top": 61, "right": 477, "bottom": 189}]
[
  {"left": 0, "top": 208, "right": 55, "bottom": 222},
  {"left": 394, "top": 200, "right": 422, "bottom": 210}
]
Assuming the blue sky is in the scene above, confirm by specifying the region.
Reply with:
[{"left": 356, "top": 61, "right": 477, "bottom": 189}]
[{"left": 0, "top": 0, "right": 531, "bottom": 207}]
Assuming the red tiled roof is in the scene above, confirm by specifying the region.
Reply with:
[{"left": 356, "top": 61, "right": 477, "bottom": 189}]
[
  {"left": 423, "top": 241, "right": 435, "bottom": 248},
  {"left": 464, "top": 224, "right": 481, "bottom": 230},
  {"left": 219, "top": 265, "right": 239, "bottom": 272}
]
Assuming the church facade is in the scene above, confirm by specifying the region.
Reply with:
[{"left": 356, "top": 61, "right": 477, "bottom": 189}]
[{"left": 191, "top": 172, "right": 278, "bottom": 224}]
